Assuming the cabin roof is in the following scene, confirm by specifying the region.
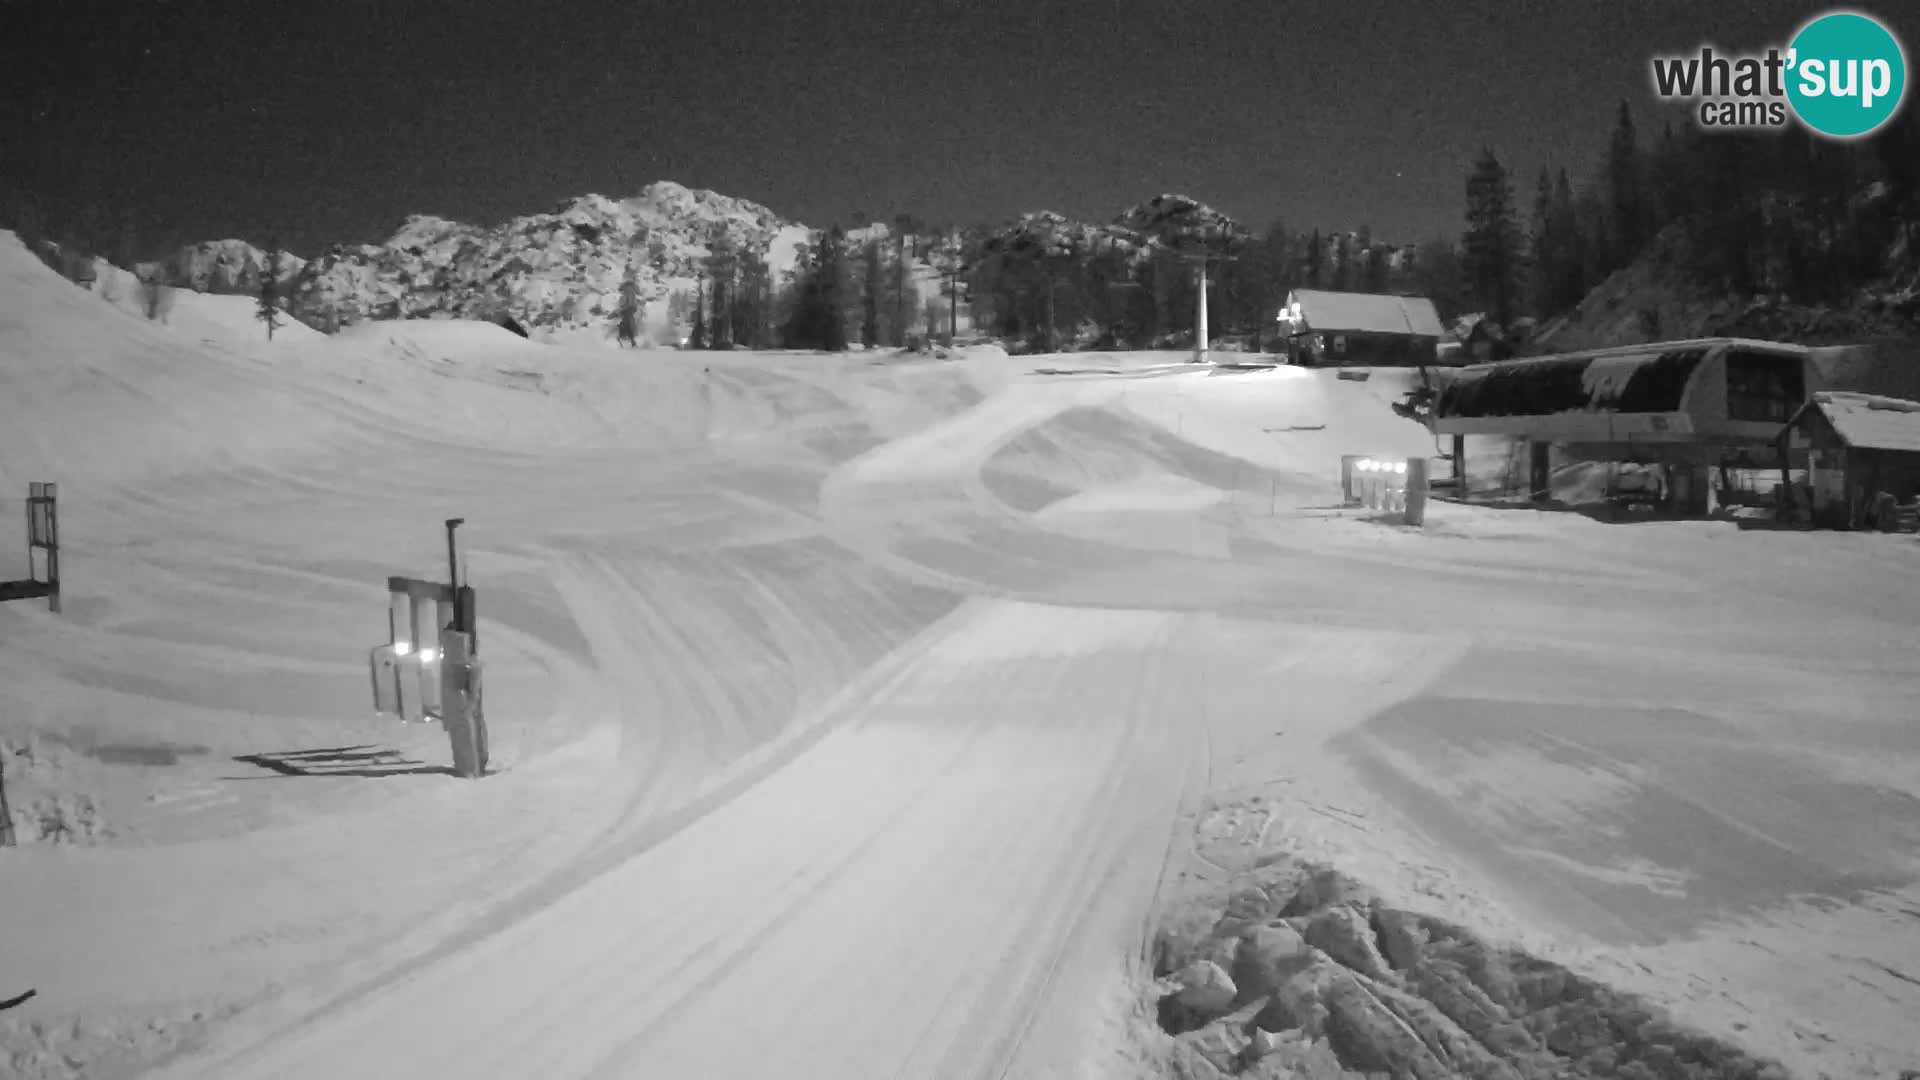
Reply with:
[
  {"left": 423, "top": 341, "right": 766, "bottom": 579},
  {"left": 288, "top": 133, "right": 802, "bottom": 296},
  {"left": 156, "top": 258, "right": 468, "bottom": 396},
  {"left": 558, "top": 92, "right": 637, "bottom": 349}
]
[
  {"left": 1796, "top": 391, "right": 1920, "bottom": 453},
  {"left": 1286, "top": 289, "right": 1445, "bottom": 338}
]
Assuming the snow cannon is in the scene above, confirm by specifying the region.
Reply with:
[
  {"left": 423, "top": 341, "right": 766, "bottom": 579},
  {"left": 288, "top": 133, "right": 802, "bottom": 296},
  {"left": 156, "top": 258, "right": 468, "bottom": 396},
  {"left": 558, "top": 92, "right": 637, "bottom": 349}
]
[
  {"left": 368, "top": 519, "right": 489, "bottom": 778},
  {"left": 369, "top": 579, "right": 448, "bottom": 724},
  {"left": 1343, "top": 455, "right": 1427, "bottom": 526}
]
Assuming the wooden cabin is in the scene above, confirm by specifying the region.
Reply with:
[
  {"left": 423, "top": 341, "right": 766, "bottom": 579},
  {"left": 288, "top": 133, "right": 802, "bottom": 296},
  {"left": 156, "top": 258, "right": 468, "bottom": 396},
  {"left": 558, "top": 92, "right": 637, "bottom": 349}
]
[
  {"left": 1777, "top": 392, "right": 1920, "bottom": 530},
  {"left": 1278, "top": 289, "right": 1444, "bottom": 368}
]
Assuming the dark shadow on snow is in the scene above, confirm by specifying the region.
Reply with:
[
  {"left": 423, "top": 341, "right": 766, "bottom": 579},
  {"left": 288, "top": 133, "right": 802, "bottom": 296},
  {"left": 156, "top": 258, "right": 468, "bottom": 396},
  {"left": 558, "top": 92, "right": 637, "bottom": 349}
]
[{"left": 229, "top": 745, "right": 452, "bottom": 779}]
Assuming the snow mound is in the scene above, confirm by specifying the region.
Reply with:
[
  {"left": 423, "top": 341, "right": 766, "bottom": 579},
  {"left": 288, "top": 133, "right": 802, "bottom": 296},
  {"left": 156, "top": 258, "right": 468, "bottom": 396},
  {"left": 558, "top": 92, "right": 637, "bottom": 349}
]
[
  {"left": 93, "top": 257, "right": 323, "bottom": 345},
  {"left": 0, "top": 233, "right": 343, "bottom": 491}
]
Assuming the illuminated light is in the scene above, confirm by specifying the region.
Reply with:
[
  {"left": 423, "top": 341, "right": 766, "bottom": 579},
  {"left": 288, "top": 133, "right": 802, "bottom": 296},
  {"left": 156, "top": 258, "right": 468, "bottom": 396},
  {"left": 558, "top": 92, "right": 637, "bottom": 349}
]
[
  {"left": 393, "top": 642, "right": 413, "bottom": 657},
  {"left": 417, "top": 647, "right": 440, "bottom": 663},
  {"left": 1393, "top": 461, "right": 1407, "bottom": 475}
]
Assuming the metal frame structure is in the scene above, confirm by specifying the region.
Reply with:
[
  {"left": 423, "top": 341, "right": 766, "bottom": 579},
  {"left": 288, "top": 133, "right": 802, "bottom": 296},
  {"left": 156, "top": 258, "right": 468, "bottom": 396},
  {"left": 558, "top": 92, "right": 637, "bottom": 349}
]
[
  {"left": 0, "top": 482, "right": 59, "bottom": 613},
  {"left": 368, "top": 519, "right": 489, "bottom": 778}
]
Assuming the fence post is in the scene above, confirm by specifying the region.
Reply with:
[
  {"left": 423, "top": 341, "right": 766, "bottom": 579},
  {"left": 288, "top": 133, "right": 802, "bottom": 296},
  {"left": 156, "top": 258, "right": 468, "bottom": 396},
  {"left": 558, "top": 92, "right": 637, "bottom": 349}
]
[
  {"left": 44, "top": 483, "right": 59, "bottom": 614},
  {"left": 0, "top": 753, "right": 15, "bottom": 847}
]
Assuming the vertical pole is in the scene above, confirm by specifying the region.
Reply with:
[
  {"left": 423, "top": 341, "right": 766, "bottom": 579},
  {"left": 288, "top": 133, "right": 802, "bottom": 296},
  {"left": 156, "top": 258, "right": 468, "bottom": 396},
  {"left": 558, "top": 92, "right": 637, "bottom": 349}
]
[
  {"left": 45, "top": 484, "right": 58, "bottom": 614},
  {"left": 445, "top": 518, "right": 464, "bottom": 603},
  {"left": 441, "top": 516, "right": 486, "bottom": 778},
  {"left": 0, "top": 753, "right": 15, "bottom": 847},
  {"left": 440, "top": 624, "right": 486, "bottom": 778},
  {"left": 24, "top": 483, "right": 36, "bottom": 580},
  {"left": 407, "top": 594, "right": 424, "bottom": 660},
  {"left": 1405, "top": 457, "right": 1429, "bottom": 526},
  {"left": 389, "top": 590, "right": 409, "bottom": 651},
  {"left": 1529, "top": 441, "right": 1551, "bottom": 503},
  {"left": 1452, "top": 435, "right": 1466, "bottom": 498},
  {"left": 1193, "top": 260, "right": 1209, "bottom": 364}
]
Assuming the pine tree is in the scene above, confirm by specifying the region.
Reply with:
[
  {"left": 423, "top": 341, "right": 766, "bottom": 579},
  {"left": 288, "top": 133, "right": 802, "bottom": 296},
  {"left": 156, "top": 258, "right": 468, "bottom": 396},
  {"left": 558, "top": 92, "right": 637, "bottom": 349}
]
[
  {"left": 1606, "top": 100, "right": 1645, "bottom": 270},
  {"left": 1529, "top": 168, "right": 1556, "bottom": 317},
  {"left": 666, "top": 290, "right": 691, "bottom": 342},
  {"left": 1261, "top": 221, "right": 1297, "bottom": 313},
  {"left": 706, "top": 235, "right": 737, "bottom": 349},
  {"left": 933, "top": 228, "right": 965, "bottom": 345},
  {"left": 690, "top": 278, "right": 708, "bottom": 350},
  {"left": 616, "top": 261, "right": 641, "bottom": 347},
  {"left": 893, "top": 215, "right": 916, "bottom": 346},
  {"left": 1463, "top": 149, "right": 1523, "bottom": 328},
  {"left": 861, "top": 231, "right": 883, "bottom": 348},
  {"left": 256, "top": 246, "right": 282, "bottom": 340},
  {"left": 1331, "top": 232, "right": 1353, "bottom": 290},
  {"left": 730, "top": 246, "right": 771, "bottom": 349},
  {"left": 1649, "top": 122, "right": 1688, "bottom": 231},
  {"left": 821, "top": 225, "right": 849, "bottom": 351},
  {"left": 1550, "top": 169, "right": 1585, "bottom": 313},
  {"left": 1359, "top": 226, "right": 1390, "bottom": 293},
  {"left": 1305, "top": 228, "right": 1325, "bottom": 288},
  {"left": 1408, "top": 236, "right": 1469, "bottom": 321}
]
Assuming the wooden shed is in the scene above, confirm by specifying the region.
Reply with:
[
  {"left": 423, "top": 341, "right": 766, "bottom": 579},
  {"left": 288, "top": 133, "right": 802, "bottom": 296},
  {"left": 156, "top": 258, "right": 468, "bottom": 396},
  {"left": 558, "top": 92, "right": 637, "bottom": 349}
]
[{"left": 1777, "top": 391, "right": 1920, "bottom": 531}]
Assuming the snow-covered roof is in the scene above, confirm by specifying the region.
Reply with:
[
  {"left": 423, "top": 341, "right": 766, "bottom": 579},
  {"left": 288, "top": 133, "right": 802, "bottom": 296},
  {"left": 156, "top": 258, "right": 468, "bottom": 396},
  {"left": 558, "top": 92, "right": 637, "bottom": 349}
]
[
  {"left": 1433, "top": 342, "right": 1712, "bottom": 419},
  {"left": 1807, "top": 391, "right": 1920, "bottom": 452},
  {"left": 1287, "top": 289, "right": 1445, "bottom": 338}
]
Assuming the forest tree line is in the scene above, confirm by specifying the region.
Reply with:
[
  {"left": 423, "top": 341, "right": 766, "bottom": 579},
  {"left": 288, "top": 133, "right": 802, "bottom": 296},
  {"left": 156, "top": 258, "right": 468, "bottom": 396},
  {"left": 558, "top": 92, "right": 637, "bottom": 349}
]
[
  {"left": 743, "top": 101, "right": 1920, "bottom": 354},
  {"left": 12, "top": 97, "right": 1917, "bottom": 353},
  {"left": 1461, "top": 100, "right": 1920, "bottom": 333}
]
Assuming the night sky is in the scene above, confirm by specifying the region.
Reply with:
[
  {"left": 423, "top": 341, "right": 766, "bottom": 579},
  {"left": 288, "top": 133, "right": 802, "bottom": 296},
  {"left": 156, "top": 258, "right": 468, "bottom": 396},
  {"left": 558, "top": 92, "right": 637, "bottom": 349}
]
[{"left": 4, "top": 0, "right": 1913, "bottom": 258}]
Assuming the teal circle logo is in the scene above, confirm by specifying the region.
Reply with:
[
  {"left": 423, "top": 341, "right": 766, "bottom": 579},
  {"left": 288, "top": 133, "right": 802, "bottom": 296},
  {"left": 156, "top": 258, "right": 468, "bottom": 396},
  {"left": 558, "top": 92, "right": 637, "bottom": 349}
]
[{"left": 1786, "top": 11, "right": 1908, "bottom": 138}]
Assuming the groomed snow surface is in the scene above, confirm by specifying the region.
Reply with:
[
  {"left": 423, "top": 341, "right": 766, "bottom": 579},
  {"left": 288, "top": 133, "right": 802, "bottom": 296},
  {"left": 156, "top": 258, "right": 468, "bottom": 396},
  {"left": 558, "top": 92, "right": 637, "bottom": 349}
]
[{"left": 1, "top": 229, "right": 1917, "bottom": 1079}]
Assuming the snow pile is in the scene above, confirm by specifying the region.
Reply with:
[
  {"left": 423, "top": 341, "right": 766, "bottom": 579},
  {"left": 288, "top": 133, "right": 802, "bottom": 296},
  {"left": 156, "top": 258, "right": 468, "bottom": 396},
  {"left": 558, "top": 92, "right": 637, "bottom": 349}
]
[{"left": 1152, "top": 856, "right": 1791, "bottom": 1080}]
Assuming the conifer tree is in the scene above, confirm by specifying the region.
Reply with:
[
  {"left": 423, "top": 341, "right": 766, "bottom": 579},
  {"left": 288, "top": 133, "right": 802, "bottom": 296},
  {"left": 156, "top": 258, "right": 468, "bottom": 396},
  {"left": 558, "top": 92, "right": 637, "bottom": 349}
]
[
  {"left": 1463, "top": 149, "right": 1523, "bottom": 328},
  {"left": 256, "top": 246, "right": 283, "bottom": 340}
]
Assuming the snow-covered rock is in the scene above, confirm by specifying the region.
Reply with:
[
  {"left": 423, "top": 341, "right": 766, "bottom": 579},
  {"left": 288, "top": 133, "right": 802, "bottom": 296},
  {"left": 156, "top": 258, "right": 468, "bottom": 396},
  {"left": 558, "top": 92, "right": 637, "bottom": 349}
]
[
  {"left": 1173, "top": 959, "right": 1239, "bottom": 1015},
  {"left": 284, "top": 181, "right": 813, "bottom": 342},
  {"left": 153, "top": 239, "right": 305, "bottom": 295}
]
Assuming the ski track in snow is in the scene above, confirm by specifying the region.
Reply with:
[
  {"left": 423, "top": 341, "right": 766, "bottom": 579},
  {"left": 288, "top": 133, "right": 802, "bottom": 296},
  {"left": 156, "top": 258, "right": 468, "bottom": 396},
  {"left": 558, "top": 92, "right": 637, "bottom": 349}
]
[{"left": 2, "top": 234, "right": 1919, "bottom": 1079}]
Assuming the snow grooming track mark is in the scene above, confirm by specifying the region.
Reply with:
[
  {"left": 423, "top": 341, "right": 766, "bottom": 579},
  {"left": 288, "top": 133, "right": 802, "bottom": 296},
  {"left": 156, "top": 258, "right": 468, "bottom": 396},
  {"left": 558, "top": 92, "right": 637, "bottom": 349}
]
[
  {"left": 984, "top": 621, "right": 1217, "bottom": 1080},
  {"left": 152, "top": 597, "right": 998, "bottom": 1080},
  {"left": 588, "top": 603, "right": 1194, "bottom": 1080},
  {"left": 168, "top": 601, "right": 1200, "bottom": 1080}
]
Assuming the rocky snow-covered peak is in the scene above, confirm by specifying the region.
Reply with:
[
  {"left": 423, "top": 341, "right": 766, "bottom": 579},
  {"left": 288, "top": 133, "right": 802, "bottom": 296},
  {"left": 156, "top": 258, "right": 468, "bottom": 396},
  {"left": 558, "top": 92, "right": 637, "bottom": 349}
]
[
  {"left": 159, "top": 239, "right": 306, "bottom": 294},
  {"left": 284, "top": 183, "right": 807, "bottom": 340},
  {"left": 1113, "top": 193, "right": 1249, "bottom": 250}
]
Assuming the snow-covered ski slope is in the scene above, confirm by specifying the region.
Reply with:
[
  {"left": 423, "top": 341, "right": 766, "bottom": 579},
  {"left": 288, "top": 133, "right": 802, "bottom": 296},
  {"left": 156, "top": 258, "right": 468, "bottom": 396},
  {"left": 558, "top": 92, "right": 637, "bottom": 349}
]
[{"left": 2, "top": 230, "right": 1918, "bottom": 1079}]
